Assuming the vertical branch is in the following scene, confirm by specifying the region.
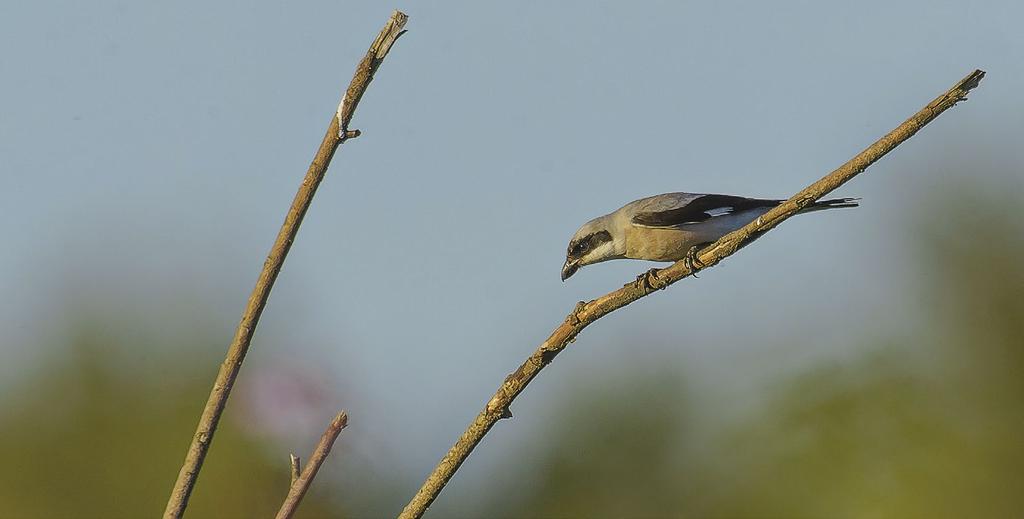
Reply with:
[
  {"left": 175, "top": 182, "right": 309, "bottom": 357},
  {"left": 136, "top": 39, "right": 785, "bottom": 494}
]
[
  {"left": 289, "top": 454, "right": 301, "bottom": 485},
  {"left": 275, "top": 412, "right": 350, "bottom": 519},
  {"left": 163, "top": 11, "right": 408, "bottom": 519},
  {"left": 397, "top": 70, "right": 985, "bottom": 518}
]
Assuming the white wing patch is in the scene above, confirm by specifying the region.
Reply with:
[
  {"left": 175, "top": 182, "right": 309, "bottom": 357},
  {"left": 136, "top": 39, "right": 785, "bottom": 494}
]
[{"left": 704, "top": 206, "right": 734, "bottom": 217}]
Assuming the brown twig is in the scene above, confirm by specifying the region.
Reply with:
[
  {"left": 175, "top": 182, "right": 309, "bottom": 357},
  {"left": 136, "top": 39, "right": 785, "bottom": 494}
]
[
  {"left": 398, "top": 69, "right": 986, "bottom": 518},
  {"left": 275, "top": 412, "right": 350, "bottom": 519},
  {"left": 162, "top": 10, "right": 408, "bottom": 519},
  {"left": 289, "top": 454, "right": 301, "bottom": 485}
]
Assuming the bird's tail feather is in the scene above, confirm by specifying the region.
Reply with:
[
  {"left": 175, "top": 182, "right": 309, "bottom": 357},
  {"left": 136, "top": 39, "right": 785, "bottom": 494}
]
[{"left": 800, "top": 197, "right": 860, "bottom": 213}]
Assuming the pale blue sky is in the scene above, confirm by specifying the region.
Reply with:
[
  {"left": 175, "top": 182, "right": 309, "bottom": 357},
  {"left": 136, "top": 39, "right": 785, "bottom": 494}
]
[{"left": 2, "top": 1, "right": 1022, "bottom": 514}]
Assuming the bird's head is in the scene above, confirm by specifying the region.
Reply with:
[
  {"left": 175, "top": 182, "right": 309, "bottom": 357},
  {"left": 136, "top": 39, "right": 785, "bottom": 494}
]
[{"left": 561, "top": 216, "right": 621, "bottom": 281}]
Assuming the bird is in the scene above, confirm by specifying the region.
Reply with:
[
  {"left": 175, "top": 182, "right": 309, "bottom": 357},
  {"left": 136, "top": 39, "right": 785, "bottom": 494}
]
[{"left": 561, "top": 192, "right": 859, "bottom": 281}]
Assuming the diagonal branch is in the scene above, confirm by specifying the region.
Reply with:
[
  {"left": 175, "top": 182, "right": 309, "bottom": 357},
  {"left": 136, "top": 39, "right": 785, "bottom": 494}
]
[
  {"left": 275, "top": 411, "right": 350, "bottom": 519},
  {"left": 162, "top": 10, "right": 408, "bottom": 519},
  {"left": 398, "top": 69, "right": 986, "bottom": 519}
]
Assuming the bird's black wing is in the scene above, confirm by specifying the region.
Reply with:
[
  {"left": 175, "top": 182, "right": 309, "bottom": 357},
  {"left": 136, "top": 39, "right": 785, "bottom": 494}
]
[{"left": 631, "top": 194, "right": 780, "bottom": 228}]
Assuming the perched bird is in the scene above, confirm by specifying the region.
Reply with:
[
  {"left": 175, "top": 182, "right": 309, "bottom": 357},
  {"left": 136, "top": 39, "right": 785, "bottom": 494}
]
[{"left": 561, "top": 192, "right": 858, "bottom": 281}]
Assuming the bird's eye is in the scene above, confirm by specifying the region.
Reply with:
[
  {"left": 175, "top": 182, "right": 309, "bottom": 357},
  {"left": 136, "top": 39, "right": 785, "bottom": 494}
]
[{"left": 572, "top": 242, "right": 587, "bottom": 255}]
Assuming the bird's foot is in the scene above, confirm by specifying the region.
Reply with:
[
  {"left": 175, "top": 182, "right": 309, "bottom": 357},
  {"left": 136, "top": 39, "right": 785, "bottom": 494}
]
[{"left": 684, "top": 244, "right": 708, "bottom": 277}]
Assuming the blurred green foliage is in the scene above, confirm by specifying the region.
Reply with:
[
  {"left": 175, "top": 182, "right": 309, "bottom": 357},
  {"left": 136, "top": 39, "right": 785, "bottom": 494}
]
[
  {"left": 505, "top": 371, "right": 696, "bottom": 517},
  {"left": 0, "top": 324, "right": 340, "bottom": 518}
]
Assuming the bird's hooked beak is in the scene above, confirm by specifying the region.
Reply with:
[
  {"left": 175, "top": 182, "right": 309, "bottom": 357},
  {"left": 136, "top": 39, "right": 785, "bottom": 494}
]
[{"left": 561, "top": 258, "right": 579, "bottom": 281}]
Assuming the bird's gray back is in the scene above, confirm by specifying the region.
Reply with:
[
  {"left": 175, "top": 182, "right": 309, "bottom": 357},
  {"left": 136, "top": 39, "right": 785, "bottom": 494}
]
[{"left": 617, "top": 192, "right": 706, "bottom": 215}]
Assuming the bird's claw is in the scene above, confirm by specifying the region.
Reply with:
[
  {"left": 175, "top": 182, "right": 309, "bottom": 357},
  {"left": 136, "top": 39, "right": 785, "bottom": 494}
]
[{"left": 684, "top": 245, "right": 707, "bottom": 277}]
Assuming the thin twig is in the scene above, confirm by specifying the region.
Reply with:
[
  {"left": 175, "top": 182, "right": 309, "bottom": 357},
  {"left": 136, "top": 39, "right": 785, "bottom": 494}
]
[
  {"left": 289, "top": 454, "right": 301, "bottom": 485},
  {"left": 162, "top": 10, "right": 408, "bottom": 519},
  {"left": 275, "top": 411, "right": 350, "bottom": 519},
  {"left": 398, "top": 70, "right": 986, "bottom": 518}
]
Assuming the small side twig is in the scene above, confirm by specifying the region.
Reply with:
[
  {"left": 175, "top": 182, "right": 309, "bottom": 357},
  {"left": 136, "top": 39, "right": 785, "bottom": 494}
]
[
  {"left": 397, "top": 69, "right": 986, "bottom": 518},
  {"left": 289, "top": 454, "right": 301, "bottom": 485},
  {"left": 162, "top": 10, "right": 408, "bottom": 519},
  {"left": 275, "top": 412, "right": 350, "bottom": 519}
]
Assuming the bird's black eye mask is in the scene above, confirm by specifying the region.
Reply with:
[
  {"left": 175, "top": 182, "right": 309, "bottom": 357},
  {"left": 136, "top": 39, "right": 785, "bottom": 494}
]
[{"left": 568, "top": 230, "right": 612, "bottom": 259}]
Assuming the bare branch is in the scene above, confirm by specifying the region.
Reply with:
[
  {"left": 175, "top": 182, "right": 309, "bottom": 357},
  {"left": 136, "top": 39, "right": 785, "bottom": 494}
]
[
  {"left": 397, "top": 69, "right": 986, "bottom": 518},
  {"left": 337, "top": 11, "right": 408, "bottom": 136},
  {"left": 162, "top": 11, "right": 408, "bottom": 519},
  {"left": 275, "top": 412, "right": 350, "bottom": 519}
]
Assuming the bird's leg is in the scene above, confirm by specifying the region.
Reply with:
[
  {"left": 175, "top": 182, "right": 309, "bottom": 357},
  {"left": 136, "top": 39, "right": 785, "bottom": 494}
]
[{"left": 684, "top": 243, "right": 710, "bottom": 277}]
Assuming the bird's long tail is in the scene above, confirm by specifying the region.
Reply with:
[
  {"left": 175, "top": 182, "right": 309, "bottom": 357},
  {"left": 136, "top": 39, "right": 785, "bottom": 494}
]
[{"left": 799, "top": 197, "right": 860, "bottom": 213}]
